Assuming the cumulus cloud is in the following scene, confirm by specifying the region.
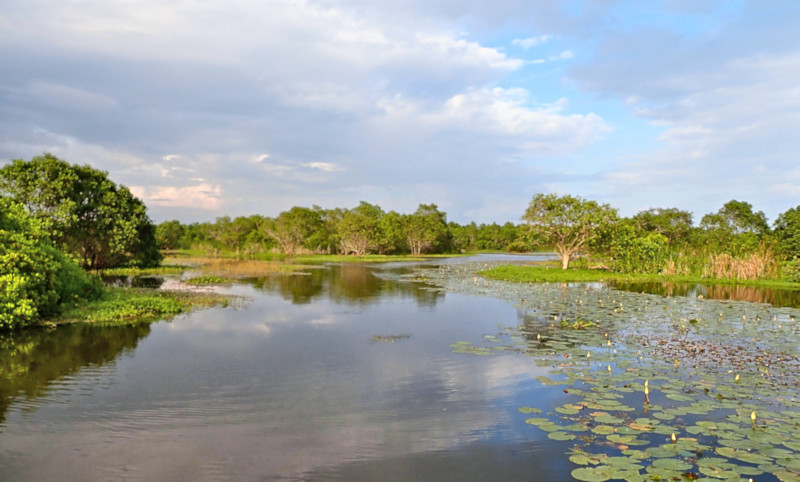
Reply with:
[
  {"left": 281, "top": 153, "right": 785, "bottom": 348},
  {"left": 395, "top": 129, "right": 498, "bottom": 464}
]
[
  {"left": 130, "top": 183, "right": 224, "bottom": 210},
  {"left": 5, "top": 0, "right": 791, "bottom": 223}
]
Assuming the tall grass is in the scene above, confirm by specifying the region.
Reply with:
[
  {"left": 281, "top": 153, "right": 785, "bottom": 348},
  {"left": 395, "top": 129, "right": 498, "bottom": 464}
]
[{"left": 703, "top": 251, "right": 778, "bottom": 280}]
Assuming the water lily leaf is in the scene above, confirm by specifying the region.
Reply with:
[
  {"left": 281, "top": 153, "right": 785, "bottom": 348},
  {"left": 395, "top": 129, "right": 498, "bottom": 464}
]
[
  {"left": 571, "top": 467, "right": 612, "bottom": 481},
  {"left": 628, "top": 422, "right": 654, "bottom": 432},
  {"left": 594, "top": 414, "right": 624, "bottom": 424},
  {"left": 548, "top": 431, "right": 577, "bottom": 441},
  {"left": 651, "top": 458, "right": 692, "bottom": 471},
  {"left": 665, "top": 393, "right": 694, "bottom": 402},
  {"left": 518, "top": 406, "right": 543, "bottom": 414},
  {"left": 524, "top": 417, "right": 550, "bottom": 426},
  {"left": 774, "top": 470, "right": 800, "bottom": 482},
  {"left": 556, "top": 403, "right": 583, "bottom": 415},
  {"left": 591, "top": 425, "right": 616, "bottom": 435}
]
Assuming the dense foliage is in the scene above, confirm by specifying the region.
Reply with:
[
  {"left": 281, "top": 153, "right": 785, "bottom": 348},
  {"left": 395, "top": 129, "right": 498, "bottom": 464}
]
[
  {"left": 157, "top": 203, "right": 528, "bottom": 257},
  {"left": 523, "top": 193, "right": 618, "bottom": 269},
  {"left": 0, "top": 197, "right": 100, "bottom": 329},
  {"left": 0, "top": 154, "right": 162, "bottom": 270},
  {"left": 154, "top": 195, "right": 800, "bottom": 282}
]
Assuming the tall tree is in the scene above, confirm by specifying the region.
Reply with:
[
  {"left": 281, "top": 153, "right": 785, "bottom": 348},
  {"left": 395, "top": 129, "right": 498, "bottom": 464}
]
[
  {"left": 523, "top": 193, "right": 618, "bottom": 269},
  {"left": 774, "top": 205, "right": 800, "bottom": 260},
  {"left": 337, "top": 202, "right": 384, "bottom": 257},
  {"left": 263, "top": 206, "right": 324, "bottom": 255},
  {"left": 700, "top": 200, "right": 769, "bottom": 254},
  {"left": 404, "top": 204, "right": 448, "bottom": 255},
  {"left": 0, "top": 154, "right": 161, "bottom": 269}
]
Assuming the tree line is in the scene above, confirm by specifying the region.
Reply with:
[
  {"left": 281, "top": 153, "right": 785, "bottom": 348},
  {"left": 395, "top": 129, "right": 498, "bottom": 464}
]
[
  {"left": 156, "top": 195, "right": 800, "bottom": 279},
  {"left": 155, "top": 202, "right": 529, "bottom": 256}
]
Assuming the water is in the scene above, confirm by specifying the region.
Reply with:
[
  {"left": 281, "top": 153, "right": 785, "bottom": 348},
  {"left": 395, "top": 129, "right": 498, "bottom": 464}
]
[
  {"left": 0, "top": 257, "right": 567, "bottom": 481},
  {"left": 3, "top": 256, "right": 799, "bottom": 481}
]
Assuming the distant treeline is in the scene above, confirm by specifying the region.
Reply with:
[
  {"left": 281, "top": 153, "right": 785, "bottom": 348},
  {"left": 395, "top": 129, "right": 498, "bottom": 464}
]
[
  {"left": 156, "top": 202, "right": 527, "bottom": 256},
  {"left": 155, "top": 198, "right": 800, "bottom": 271}
]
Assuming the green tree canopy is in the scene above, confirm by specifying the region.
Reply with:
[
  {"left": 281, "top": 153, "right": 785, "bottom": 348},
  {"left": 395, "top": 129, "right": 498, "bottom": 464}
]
[
  {"left": 263, "top": 206, "right": 324, "bottom": 255},
  {"left": 337, "top": 202, "right": 384, "bottom": 257},
  {"left": 774, "top": 205, "right": 800, "bottom": 260},
  {"left": 404, "top": 204, "right": 448, "bottom": 255},
  {"left": 523, "top": 193, "right": 618, "bottom": 269},
  {"left": 631, "top": 207, "right": 693, "bottom": 245},
  {"left": 0, "top": 154, "right": 161, "bottom": 270}
]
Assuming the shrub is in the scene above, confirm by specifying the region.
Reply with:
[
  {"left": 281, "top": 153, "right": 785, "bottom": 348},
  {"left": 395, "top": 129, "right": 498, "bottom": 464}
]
[
  {"left": 0, "top": 198, "right": 100, "bottom": 329},
  {"left": 783, "top": 258, "right": 800, "bottom": 283}
]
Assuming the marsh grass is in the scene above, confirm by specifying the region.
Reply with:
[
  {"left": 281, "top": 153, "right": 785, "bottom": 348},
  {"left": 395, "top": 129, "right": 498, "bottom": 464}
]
[
  {"left": 703, "top": 250, "right": 778, "bottom": 280},
  {"left": 481, "top": 264, "right": 800, "bottom": 290}
]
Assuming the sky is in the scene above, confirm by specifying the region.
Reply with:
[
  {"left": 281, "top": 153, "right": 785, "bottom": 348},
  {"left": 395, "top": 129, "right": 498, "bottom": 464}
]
[{"left": 1, "top": 0, "right": 798, "bottom": 225}]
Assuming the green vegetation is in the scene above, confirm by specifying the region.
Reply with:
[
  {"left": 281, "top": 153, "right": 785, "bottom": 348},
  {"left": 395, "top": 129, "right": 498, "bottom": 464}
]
[
  {"left": 155, "top": 203, "right": 529, "bottom": 258},
  {"left": 58, "top": 288, "right": 231, "bottom": 325},
  {"left": 0, "top": 153, "right": 161, "bottom": 270},
  {"left": 100, "top": 265, "right": 188, "bottom": 276},
  {"left": 422, "top": 262, "right": 800, "bottom": 481},
  {"left": 523, "top": 193, "right": 617, "bottom": 269},
  {"left": 480, "top": 264, "right": 800, "bottom": 290},
  {"left": 184, "top": 275, "right": 234, "bottom": 285},
  {"left": 0, "top": 197, "right": 101, "bottom": 329}
]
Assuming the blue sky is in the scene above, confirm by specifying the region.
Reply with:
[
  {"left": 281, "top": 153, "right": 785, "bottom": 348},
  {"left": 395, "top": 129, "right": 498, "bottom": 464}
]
[{"left": 1, "top": 0, "right": 798, "bottom": 225}]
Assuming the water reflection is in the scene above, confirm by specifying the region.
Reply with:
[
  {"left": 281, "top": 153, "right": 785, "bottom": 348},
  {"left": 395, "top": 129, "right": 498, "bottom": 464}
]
[
  {"left": 612, "top": 281, "right": 800, "bottom": 308},
  {"left": 252, "top": 263, "right": 444, "bottom": 307},
  {"left": 0, "top": 262, "right": 561, "bottom": 481},
  {"left": 0, "top": 323, "right": 151, "bottom": 424}
]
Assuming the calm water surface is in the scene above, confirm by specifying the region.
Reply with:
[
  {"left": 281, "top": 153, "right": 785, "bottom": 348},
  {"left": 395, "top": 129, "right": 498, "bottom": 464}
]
[{"left": 0, "top": 257, "right": 570, "bottom": 481}]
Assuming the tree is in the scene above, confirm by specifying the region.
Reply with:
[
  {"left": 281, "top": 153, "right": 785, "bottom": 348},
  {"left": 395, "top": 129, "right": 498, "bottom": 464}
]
[
  {"left": 523, "top": 193, "right": 618, "bottom": 269},
  {"left": 700, "top": 200, "right": 769, "bottom": 254},
  {"left": 377, "top": 211, "right": 406, "bottom": 254},
  {"left": 263, "top": 206, "right": 324, "bottom": 255},
  {"left": 631, "top": 208, "right": 693, "bottom": 245},
  {"left": 774, "top": 205, "right": 800, "bottom": 260},
  {"left": 404, "top": 204, "right": 448, "bottom": 255},
  {"left": 0, "top": 154, "right": 161, "bottom": 269},
  {"left": 337, "top": 202, "right": 384, "bottom": 257},
  {"left": 156, "top": 220, "right": 186, "bottom": 250}
]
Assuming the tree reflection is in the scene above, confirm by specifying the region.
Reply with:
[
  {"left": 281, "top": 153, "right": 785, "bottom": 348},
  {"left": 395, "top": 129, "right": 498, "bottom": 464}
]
[
  {"left": 0, "top": 323, "right": 151, "bottom": 423},
  {"left": 246, "top": 264, "right": 444, "bottom": 307},
  {"left": 612, "top": 281, "right": 800, "bottom": 308}
]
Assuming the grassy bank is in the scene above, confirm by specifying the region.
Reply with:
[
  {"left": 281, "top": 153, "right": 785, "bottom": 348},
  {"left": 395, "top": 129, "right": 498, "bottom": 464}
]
[
  {"left": 55, "top": 288, "right": 234, "bottom": 326},
  {"left": 480, "top": 264, "right": 800, "bottom": 290}
]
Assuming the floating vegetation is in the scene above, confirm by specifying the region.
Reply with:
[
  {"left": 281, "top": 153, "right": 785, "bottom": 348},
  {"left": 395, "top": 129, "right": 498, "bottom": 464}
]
[
  {"left": 184, "top": 275, "right": 234, "bottom": 285},
  {"left": 419, "top": 261, "right": 800, "bottom": 481},
  {"left": 370, "top": 334, "right": 411, "bottom": 343}
]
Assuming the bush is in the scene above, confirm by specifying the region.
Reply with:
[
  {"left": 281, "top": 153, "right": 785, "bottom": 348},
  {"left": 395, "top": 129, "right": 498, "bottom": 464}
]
[
  {"left": 783, "top": 258, "right": 800, "bottom": 283},
  {"left": 0, "top": 198, "right": 100, "bottom": 329},
  {"left": 611, "top": 233, "right": 668, "bottom": 274}
]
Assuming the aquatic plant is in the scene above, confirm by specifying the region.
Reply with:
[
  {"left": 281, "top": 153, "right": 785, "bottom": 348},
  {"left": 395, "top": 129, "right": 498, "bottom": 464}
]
[{"left": 422, "top": 260, "right": 800, "bottom": 481}]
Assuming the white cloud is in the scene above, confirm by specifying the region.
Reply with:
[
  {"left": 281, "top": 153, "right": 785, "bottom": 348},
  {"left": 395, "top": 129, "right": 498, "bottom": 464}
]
[
  {"left": 512, "top": 35, "right": 552, "bottom": 49},
  {"left": 130, "top": 183, "right": 224, "bottom": 210}
]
